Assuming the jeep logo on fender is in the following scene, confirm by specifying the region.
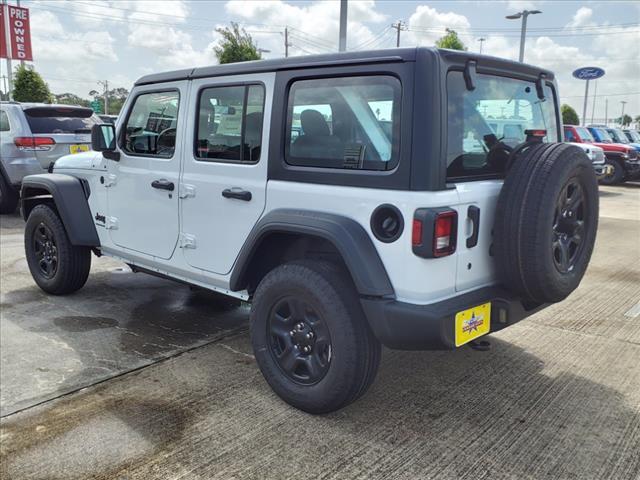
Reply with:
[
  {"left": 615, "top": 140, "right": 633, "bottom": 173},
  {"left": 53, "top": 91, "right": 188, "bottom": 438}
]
[{"left": 572, "top": 67, "right": 605, "bottom": 80}]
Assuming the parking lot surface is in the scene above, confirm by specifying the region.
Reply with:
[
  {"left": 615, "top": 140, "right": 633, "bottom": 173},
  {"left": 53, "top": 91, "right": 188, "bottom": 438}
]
[{"left": 1, "top": 184, "right": 639, "bottom": 480}]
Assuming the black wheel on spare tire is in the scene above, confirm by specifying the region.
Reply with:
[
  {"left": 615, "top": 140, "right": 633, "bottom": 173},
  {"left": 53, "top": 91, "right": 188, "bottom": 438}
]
[
  {"left": 24, "top": 204, "right": 92, "bottom": 295},
  {"left": 0, "top": 173, "right": 19, "bottom": 214},
  {"left": 250, "top": 259, "right": 381, "bottom": 414},
  {"left": 599, "top": 158, "right": 624, "bottom": 185},
  {"left": 494, "top": 142, "right": 598, "bottom": 304}
]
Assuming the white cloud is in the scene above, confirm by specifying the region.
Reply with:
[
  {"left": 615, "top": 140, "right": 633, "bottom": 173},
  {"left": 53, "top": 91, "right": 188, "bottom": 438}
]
[
  {"left": 566, "top": 7, "right": 595, "bottom": 29},
  {"left": 406, "top": 5, "right": 471, "bottom": 46},
  {"left": 224, "top": 0, "right": 385, "bottom": 55},
  {"left": 505, "top": 0, "right": 542, "bottom": 12}
]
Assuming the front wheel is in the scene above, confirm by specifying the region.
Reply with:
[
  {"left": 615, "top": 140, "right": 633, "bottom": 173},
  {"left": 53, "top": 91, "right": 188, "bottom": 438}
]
[
  {"left": 599, "top": 159, "right": 624, "bottom": 185},
  {"left": 24, "top": 204, "right": 92, "bottom": 295},
  {"left": 250, "top": 260, "right": 381, "bottom": 414}
]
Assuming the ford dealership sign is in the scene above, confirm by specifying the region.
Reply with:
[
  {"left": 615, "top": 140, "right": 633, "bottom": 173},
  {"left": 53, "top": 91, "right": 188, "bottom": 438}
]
[{"left": 572, "top": 67, "right": 605, "bottom": 80}]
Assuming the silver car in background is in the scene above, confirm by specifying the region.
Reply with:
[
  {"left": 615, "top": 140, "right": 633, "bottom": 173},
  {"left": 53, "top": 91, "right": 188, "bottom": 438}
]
[{"left": 0, "top": 102, "right": 101, "bottom": 213}]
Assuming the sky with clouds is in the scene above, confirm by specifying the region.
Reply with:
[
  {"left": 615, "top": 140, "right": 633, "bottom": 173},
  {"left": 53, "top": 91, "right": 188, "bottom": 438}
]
[{"left": 2, "top": 0, "right": 639, "bottom": 121}]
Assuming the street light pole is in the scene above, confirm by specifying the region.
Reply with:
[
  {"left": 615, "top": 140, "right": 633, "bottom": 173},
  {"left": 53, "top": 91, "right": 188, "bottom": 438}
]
[
  {"left": 338, "top": 0, "right": 347, "bottom": 52},
  {"left": 506, "top": 10, "right": 542, "bottom": 62},
  {"left": 620, "top": 101, "right": 627, "bottom": 126},
  {"left": 477, "top": 37, "right": 486, "bottom": 54}
]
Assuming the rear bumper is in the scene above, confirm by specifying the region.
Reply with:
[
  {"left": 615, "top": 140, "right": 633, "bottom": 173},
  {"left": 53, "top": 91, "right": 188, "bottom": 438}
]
[{"left": 361, "top": 287, "right": 547, "bottom": 350}]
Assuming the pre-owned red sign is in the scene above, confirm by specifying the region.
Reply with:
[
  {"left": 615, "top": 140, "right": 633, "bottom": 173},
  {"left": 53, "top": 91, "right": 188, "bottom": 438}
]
[
  {"left": 1, "top": 4, "right": 33, "bottom": 61},
  {"left": 0, "top": 5, "right": 7, "bottom": 59}
]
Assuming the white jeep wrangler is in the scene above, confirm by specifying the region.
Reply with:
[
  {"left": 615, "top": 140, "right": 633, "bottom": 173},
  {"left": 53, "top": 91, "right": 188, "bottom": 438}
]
[{"left": 21, "top": 48, "right": 598, "bottom": 413}]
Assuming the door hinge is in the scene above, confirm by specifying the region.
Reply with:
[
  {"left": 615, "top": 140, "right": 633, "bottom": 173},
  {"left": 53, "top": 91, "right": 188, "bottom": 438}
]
[
  {"left": 104, "top": 174, "right": 117, "bottom": 187},
  {"left": 179, "top": 184, "right": 196, "bottom": 199},
  {"left": 105, "top": 216, "right": 119, "bottom": 230},
  {"left": 179, "top": 233, "right": 197, "bottom": 249}
]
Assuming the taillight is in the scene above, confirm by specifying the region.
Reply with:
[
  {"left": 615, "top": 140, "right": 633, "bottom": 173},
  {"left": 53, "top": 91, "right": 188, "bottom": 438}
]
[
  {"left": 14, "top": 136, "right": 56, "bottom": 151},
  {"left": 433, "top": 211, "right": 457, "bottom": 257},
  {"left": 412, "top": 208, "right": 458, "bottom": 258}
]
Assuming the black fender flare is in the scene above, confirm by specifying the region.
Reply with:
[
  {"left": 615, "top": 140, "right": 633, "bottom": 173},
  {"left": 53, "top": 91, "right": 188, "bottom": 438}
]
[
  {"left": 21, "top": 173, "right": 100, "bottom": 247},
  {"left": 230, "top": 209, "right": 395, "bottom": 298}
]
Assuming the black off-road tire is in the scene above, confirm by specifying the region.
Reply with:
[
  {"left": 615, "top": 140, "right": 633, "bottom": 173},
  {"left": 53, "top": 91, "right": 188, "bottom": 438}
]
[
  {"left": 599, "top": 158, "right": 625, "bottom": 185},
  {"left": 0, "top": 174, "right": 19, "bottom": 214},
  {"left": 495, "top": 142, "right": 598, "bottom": 303},
  {"left": 24, "top": 204, "right": 92, "bottom": 295},
  {"left": 250, "top": 260, "right": 381, "bottom": 414}
]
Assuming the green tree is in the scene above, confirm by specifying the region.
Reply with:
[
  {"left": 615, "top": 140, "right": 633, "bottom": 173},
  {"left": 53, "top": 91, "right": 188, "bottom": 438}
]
[
  {"left": 54, "top": 92, "right": 90, "bottom": 107},
  {"left": 214, "top": 22, "right": 261, "bottom": 64},
  {"left": 634, "top": 115, "right": 640, "bottom": 125},
  {"left": 435, "top": 28, "right": 467, "bottom": 51},
  {"left": 620, "top": 114, "right": 632, "bottom": 127},
  {"left": 561, "top": 104, "right": 580, "bottom": 125},
  {"left": 12, "top": 64, "right": 52, "bottom": 103}
]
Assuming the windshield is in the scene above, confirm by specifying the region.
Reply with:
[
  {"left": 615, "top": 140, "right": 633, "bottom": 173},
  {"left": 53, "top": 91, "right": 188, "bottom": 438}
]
[
  {"left": 594, "top": 128, "right": 613, "bottom": 142},
  {"left": 446, "top": 71, "right": 559, "bottom": 179},
  {"left": 575, "top": 127, "right": 594, "bottom": 141},
  {"left": 608, "top": 129, "right": 628, "bottom": 143},
  {"left": 627, "top": 130, "right": 640, "bottom": 142}
]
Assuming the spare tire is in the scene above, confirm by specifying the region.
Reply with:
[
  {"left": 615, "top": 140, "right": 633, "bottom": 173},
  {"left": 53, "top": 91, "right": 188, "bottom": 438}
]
[{"left": 494, "top": 142, "right": 598, "bottom": 303}]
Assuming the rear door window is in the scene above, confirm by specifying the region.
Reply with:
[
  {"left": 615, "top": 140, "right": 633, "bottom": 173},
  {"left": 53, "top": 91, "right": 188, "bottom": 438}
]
[
  {"left": 24, "top": 107, "right": 99, "bottom": 134},
  {"left": 446, "top": 72, "right": 559, "bottom": 180},
  {"left": 285, "top": 75, "right": 401, "bottom": 170},
  {"left": 122, "top": 90, "right": 180, "bottom": 158},
  {"left": 195, "top": 84, "right": 265, "bottom": 163}
]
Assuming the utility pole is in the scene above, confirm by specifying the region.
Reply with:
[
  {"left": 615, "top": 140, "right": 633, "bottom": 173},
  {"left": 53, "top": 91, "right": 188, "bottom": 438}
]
[
  {"left": 506, "top": 9, "right": 542, "bottom": 62},
  {"left": 98, "top": 80, "right": 109, "bottom": 115},
  {"left": 284, "top": 27, "right": 289, "bottom": 58},
  {"left": 477, "top": 37, "right": 486, "bottom": 54},
  {"left": 338, "top": 0, "right": 347, "bottom": 52},
  {"left": 620, "top": 101, "right": 627, "bottom": 125},
  {"left": 391, "top": 20, "right": 406, "bottom": 48},
  {"left": 2, "top": 0, "right": 12, "bottom": 100}
]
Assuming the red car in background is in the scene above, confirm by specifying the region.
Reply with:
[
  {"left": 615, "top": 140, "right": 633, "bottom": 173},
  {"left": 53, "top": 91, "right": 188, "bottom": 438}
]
[{"left": 563, "top": 125, "right": 639, "bottom": 184}]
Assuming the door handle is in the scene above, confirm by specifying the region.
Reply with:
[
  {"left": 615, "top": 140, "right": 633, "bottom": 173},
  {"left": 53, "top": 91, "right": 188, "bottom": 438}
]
[
  {"left": 466, "top": 205, "right": 480, "bottom": 248},
  {"left": 222, "top": 188, "right": 252, "bottom": 201},
  {"left": 151, "top": 179, "right": 175, "bottom": 191}
]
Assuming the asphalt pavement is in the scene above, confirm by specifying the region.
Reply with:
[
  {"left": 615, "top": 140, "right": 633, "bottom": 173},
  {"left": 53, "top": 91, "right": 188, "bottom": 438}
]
[{"left": 0, "top": 184, "right": 639, "bottom": 480}]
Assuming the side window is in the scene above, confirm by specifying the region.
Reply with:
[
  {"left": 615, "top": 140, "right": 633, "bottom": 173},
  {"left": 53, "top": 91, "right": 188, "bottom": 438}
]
[
  {"left": 285, "top": 75, "right": 401, "bottom": 171},
  {"left": 0, "top": 110, "right": 10, "bottom": 132},
  {"left": 195, "top": 84, "right": 265, "bottom": 163},
  {"left": 446, "top": 71, "right": 559, "bottom": 180},
  {"left": 122, "top": 90, "right": 180, "bottom": 158}
]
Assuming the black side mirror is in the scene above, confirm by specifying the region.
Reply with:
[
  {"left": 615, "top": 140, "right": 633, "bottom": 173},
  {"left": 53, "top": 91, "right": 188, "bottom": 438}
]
[{"left": 91, "top": 124, "right": 120, "bottom": 161}]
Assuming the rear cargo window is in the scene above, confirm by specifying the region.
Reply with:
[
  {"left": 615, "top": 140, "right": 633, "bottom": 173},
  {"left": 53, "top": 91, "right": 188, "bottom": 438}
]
[
  {"left": 24, "top": 107, "right": 99, "bottom": 134},
  {"left": 285, "top": 75, "right": 401, "bottom": 171},
  {"left": 446, "top": 72, "right": 559, "bottom": 181}
]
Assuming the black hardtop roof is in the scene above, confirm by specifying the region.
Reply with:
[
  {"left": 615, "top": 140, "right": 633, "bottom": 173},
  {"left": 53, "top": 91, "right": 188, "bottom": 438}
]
[{"left": 134, "top": 47, "right": 554, "bottom": 86}]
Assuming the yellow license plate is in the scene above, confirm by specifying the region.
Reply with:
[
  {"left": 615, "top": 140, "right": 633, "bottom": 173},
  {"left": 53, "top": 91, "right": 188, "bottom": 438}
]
[
  {"left": 455, "top": 302, "right": 491, "bottom": 347},
  {"left": 69, "top": 144, "right": 90, "bottom": 154}
]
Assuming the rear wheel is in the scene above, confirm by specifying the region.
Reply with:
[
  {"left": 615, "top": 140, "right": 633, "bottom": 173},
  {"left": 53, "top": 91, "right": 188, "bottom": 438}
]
[
  {"left": 250, "top": 260, "right": 381, "bottom": 414},
  {"left": 25, "top": 204, "right": 91, "bottom": 295},
  {"left": 0, "top": 174, "right": 19, "bottom": 214},
  {"left": 599, "top": 158, "right": 624, "bottom": 185}
]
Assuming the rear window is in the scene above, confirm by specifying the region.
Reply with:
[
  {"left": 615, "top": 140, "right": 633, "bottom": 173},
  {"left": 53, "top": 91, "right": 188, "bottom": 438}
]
[
  {"left": 446, "top": 72, "right": 559, "bottom": 180},
  {"left": 285, "top": 75, "right": 401, "bottom": 171},
  {"left": 24, "top": 107, "right": 99, "bottom": 134}
]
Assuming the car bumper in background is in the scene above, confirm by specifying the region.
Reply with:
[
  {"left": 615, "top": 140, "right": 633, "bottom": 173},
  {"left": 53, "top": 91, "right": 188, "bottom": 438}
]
[
  {"left": 361, "top": 287, "right": 547, "bottom": 350},
  {"left": 594, "top": 163, "right": 613, "bottom": 179},
  {"left": 2, "top": 157, "right": 47, "bottom": 185}
]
